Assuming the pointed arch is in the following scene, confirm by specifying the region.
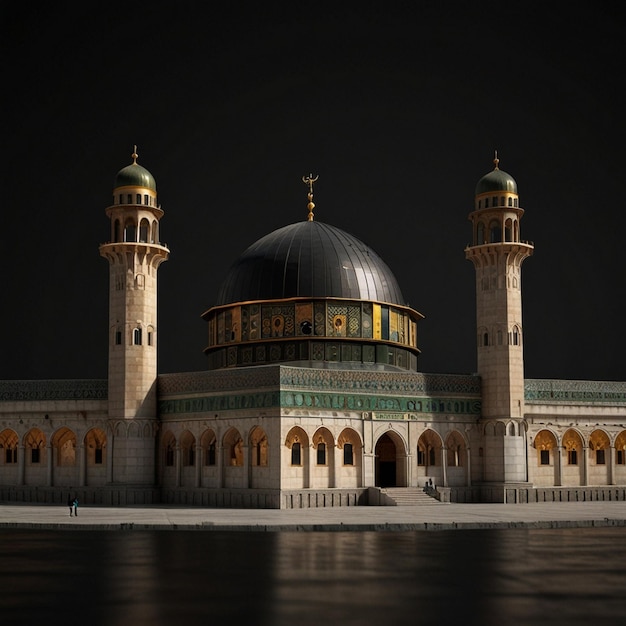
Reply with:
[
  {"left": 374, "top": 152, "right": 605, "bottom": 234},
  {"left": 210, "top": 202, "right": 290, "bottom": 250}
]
[
  {"left": 180, "top": 430, "right": 196, "bottom": 467},
  {"left": 201, "top": 428, "right": 217, "bottom": 467},
  {"left": 589, "top": 429, "right": 610, "bottom": 484},
  {"left": 562, "top": 428, "right": 584, "bottom": 486},
  {"left": 417, "top": 428, "right": 444, "bottom": 486},
  {"left": 223, "top": 427, "right": 243, "bottom": 467},
  {"left": 249, "top": 426, "right": 268, "bottom": 467},
  {"left": 161, "top": 430, "right": 176, "bottom": 468},
  {"left": 338, "top": 427, "right": 363, "bottom": 488},
  {"left": 374, "top": 429, "right": 406, "bottom": 488},
  {"left": 0, "top": 428, "right": 18, "bottom": 465},
  {"left": 312, "top": 427, "right": 334, "bottom": 466},
  {"left": 52, "top": 427, "right": 76, "bottom": 467}
]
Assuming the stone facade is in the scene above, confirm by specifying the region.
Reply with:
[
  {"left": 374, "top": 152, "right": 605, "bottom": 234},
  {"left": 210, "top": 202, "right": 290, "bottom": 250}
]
[{"left": 1, "top": 155, "right": 625, "bottom": 508}]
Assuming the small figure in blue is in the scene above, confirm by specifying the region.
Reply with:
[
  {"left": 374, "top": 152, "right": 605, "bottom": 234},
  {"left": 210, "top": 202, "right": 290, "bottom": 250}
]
[
  {"left": 67, "top": 494, "right": 74, "bottom": 516},
  {"left": 73, "top": 497, "right": 78, "bottom": 517}
]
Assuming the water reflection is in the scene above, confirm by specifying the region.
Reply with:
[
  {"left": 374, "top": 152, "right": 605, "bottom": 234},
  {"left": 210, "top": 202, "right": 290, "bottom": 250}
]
[{"left": 1, "top": 528, "right": 624, "bottom": 626}]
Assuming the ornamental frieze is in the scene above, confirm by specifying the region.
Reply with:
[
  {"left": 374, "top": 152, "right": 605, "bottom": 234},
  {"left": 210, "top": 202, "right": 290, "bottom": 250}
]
[{"left": 159, "top": 390, "right": 481, "bottom": 416}]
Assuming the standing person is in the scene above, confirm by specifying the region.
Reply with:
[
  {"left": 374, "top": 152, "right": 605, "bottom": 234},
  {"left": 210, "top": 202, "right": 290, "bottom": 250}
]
[
  {"left": 67, "top": 494, "right": 73, "bottom": 516},
  {"left": 73, "top": 496, "right": 78, "bottom": 517}
]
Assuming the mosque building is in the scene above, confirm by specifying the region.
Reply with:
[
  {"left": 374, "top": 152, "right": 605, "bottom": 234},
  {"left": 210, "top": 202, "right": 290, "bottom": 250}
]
[{"left": 1, "top": 150, "right": 625, "bottom": 508}]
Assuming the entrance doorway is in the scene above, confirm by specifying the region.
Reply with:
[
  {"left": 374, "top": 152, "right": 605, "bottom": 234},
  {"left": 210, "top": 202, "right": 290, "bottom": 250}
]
[{"left": 375, "top": 433, "right": 399, "bottom": 487}]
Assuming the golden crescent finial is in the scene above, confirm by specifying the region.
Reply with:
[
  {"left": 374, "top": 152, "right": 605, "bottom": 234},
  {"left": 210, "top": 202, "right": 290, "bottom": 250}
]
[
  {"left": 302, "top": 173, "right": 319, "bottom": 221},
  {"left": 493, "top": 149, "right": 499, "bottom": 170},
  {"left": 132, "top": 145, "right": 138, "bottom": 164}
]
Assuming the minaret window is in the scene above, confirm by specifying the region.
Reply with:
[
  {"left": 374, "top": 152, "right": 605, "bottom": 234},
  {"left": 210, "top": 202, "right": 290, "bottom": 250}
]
[
  {"left": 124, "top": 219, "right": 136, "bottom": 242},
  {"left": 477, "top": 222, "right": 484, "bottom": 245},
  {"left": 505, "top": 219, "right": 512, "bottom": 242},
  {"left": 489, "top": 220, "right": 501, "bottom": 242},
  {"left": 127, "top": 194, "right": 132, "bottom": 204},
  {"left": 147, "top": 330, "right": 153, "bottom": 346},
  {"left": 508, "top": 197, "right": 513, "bottom": 207},
  {"left": 144, "top": 194, "right": 149, "bottom": 205},
  {"left": 139, "top": 219, "right": 149, "bottom": 243},
  {"left": 115, "top": 330, "right": 122, "bottom": 345},
  {"left": 133, "top": 328, "right": 142, "bottom": 345}
]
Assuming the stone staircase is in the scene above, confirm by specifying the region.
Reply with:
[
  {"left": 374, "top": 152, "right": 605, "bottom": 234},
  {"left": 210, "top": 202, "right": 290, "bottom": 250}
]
[{"left": 380, "top": 487, "right": 442, "bottom": 506}]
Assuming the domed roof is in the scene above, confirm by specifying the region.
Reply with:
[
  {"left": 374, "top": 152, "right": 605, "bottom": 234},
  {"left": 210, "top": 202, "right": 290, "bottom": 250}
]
[
  {"left": 475, "top": 156, "right": 517, "bottom": 195},
  {"left": 114, "top": 148, "right": 156, "bottom": 191},
  {"left": 215, "top": 220, "right": 405, "bottom": 306}
]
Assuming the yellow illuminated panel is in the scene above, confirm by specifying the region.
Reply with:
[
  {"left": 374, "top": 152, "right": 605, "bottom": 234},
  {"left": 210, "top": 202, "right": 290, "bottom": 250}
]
[{"left": 373, "top": 304, "right": 381, "bottom": 339}]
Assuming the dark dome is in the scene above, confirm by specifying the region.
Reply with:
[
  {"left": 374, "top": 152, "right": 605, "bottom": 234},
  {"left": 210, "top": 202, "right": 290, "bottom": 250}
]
[
  {"left": 216, "top": 220, "right": 405, "bottom": 306},
  {"left": 114, "top": 162, "right": 156, "bottom": 191},
  {"left": 475, "top": 168, "right": 517, "bottom": 195}
]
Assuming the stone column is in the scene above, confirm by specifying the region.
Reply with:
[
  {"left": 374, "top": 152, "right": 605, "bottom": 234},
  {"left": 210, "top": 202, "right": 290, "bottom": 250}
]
[
  {"left": 46, "top": 443, "right": 53, "bottom": 486},
  {"left": 106, "top": 428, "right": 114, "bottom": 483},
  {"left": 466, "top": 448, "right": 472, "bottom": 487},
  {"left": 582, "top": 446, "right": 589, "bottom": 486},
  {"left": 441, "top": 444, "right": 448, "bottom": 487},
  {"left": 556, "top": 446, "right": 563, "bottom": 487},
  {"left": 242, "top": 444, "right": 249, "bottom": 488},
  {"left": 217, "top": 445, "right": 224, "bottom": 488},
  {"left": 609, "top": 445, "right": 615, "bottom": 486},
  {"left": 79, "top": 443, "right": 86, "bottom": 487},
  {"left": 175, "top": 444, "right": 181, "bottom": 487},
  {"left": 195, "top": 444, "right": 202, "bottom": 488},
  {"left": 18, "top": 444, "right": 25, "bottom": 485}
]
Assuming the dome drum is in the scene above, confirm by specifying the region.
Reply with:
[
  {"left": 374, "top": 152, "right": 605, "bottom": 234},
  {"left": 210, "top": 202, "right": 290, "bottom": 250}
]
[{"left": 203, "top": 297, "right": 422, "bottom": 371}]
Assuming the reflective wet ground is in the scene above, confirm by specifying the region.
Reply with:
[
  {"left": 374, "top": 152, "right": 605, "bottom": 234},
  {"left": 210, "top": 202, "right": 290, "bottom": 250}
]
[{"left": 1, "top": 527, "right": 625, "bottom": 626}]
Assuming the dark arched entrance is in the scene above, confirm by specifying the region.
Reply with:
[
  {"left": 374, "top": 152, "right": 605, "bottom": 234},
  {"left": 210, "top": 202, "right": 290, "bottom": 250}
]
[{"left": 375, "top": 433, "right": 398, "bottom": 487}]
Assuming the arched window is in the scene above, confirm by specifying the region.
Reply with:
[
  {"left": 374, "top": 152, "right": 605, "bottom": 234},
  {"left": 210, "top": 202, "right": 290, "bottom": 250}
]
[
  {"left": 124, "top": 218, "right": 136, "bottom": 242},
  {"left": 476, "top": 222, "right": 484, "bottom": 245},
  {"left": 343, "top": 443, "right": 353, "bottom": 465},
  {"left": 139, "top": 218, "right": 149, "bottom": 243},
  {"left": 504, "top": 219, "right": 513, "bottom": 242},
  {"left": 291, "top": 442, "right": 301, "bottom": 466},
  {"left": 489, "top": 220, "right": 501, "bottom": 243},
  {"left": 206, "top": 442, "right": 216, "bottom": 466},
  {"left": 133, "top": 328, "right": 142, "bottom": 345},
  {"left": 317, "top": 442, "right": 326, "bottom": 465}
]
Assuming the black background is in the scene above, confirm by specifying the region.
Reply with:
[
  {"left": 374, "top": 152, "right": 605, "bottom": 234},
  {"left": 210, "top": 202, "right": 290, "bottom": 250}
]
[{"left": 2, "top": 1, "right": 624, "bottom": 381}]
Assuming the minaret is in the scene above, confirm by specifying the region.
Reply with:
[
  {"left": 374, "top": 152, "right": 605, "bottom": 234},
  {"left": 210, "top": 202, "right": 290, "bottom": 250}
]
[
  {"left": 465, "top": 153, "right": 533, "bottom": 488},
  {"left": 99, "top": 148, "right": 169, "bottom": 486}
]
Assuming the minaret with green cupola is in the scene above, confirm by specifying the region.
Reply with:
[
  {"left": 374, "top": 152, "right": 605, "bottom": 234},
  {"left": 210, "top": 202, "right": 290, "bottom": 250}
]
[
  {"left": 99, "top": 147, "right": 169, "bottom": 487},
  {"left": 465, "top": 153, "right": 534, "bottom": 494}
]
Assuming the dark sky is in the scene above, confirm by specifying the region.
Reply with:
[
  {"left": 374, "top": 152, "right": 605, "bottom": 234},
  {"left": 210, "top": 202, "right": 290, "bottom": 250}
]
[{"left": 2, "top": 2, "right": 625, "bottom": 382}]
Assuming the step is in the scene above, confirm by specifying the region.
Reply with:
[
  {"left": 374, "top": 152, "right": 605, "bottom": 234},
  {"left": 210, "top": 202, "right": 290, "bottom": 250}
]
[{"left": 381, "top": 487, "right": 441, "bottom": 506}]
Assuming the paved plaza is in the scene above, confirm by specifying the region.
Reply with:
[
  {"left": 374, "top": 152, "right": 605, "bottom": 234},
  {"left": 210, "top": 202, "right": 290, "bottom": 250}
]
[{"left": 1, "top": 500, "right": 625, "bottom": 531}]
